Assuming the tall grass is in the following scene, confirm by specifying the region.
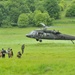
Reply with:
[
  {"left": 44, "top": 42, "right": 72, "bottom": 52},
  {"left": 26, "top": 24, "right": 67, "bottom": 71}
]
[{"left": 0, "top": 24, "right": 75, "bottom": 75}]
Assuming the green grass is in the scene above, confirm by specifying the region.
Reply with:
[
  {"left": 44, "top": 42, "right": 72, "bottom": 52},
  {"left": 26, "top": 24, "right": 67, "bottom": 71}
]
[
  {"left": 0, "top": 0, "right": 75, "bottom": 74},
  {"left": 0, "top": 25, "right": 75, "bottom": 75},
  {"left": 54, "top": 18, "right": 75, "bottom": 25}
]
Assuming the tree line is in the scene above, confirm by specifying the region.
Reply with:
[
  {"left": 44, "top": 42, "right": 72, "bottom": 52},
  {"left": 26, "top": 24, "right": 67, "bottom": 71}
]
[{"left": 0, "top": 0, "right": 75, "bottom": 28}]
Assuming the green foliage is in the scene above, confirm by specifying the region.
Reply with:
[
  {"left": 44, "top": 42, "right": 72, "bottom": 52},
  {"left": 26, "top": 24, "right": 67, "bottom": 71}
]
[
  {"left": 27, "top": 12, "right": 34, "bottom": 26},
  {"left": 25, "top": 0, "right": 35, "bottom": 12},
  {"left": 59, "top": 0, "right": 67, "bottom": 11},
  {"left": 0, "top": 0, "right": 30, "bottom": 27},
  {"left": 0, "top": 9, "right": 3, "bottom": 26},
  {"left": 35, "top": 0, "right": 45, "bottom": 12},
  {"left": 34, "top": 10, "right": 53, "bottom": 26},
  {"left": 66, "top": 2, "right": 75, "bottom": 17},
  {"left": 0, "top": 0, "right": 63, "bottom": 27},
  {"left": 17, "top": 13, "right": 29, "bottom": 27},
  {"left": 0, "top": 2, "right": 6, "bottom": 27},
  {"left": 7, "top": 0, "right": 30, "bottom": 22},
  {"left": 44, "top": 0, "right": 60, "bottom": 19},
  {"left": 1, "top": 17, "right": 12, "bottom": 28}
]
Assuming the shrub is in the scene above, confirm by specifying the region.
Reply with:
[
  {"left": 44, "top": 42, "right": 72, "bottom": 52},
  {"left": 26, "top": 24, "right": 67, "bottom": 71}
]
[
  {"left": 45, "top": 0, "right": 60, "bottom": 19},
  {"left": 33, "top": 10, "right": 53, "bottom": 27},
  {"left": 17, "top": 13, "right": 29, "bottom": 28},
  {"left": 66, "top": 3, "right": 75, "bottom": 17}
]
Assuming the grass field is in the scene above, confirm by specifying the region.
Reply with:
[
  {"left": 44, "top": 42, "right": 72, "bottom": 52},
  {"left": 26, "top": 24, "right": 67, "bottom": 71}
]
[
  {"left": 0, "top": 0, "right": 75, "bottom": 75},
  {"left": 0, "top": 25, "right": 75, "bottom": 75}
]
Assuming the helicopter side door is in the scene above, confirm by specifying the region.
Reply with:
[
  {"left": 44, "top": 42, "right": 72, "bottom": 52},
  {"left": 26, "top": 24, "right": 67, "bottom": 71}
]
[{"left": 43, "top": 32, "right": 61, "bottom": 40}]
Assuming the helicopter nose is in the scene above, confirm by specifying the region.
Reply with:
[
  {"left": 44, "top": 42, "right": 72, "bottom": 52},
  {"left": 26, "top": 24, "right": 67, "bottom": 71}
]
[{"left": 26, "top": 34, "right": 31, "bottom": 37}]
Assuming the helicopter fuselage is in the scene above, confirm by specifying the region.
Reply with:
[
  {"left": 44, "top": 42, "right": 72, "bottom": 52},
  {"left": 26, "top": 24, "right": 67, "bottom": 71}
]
[{"left": 26, "top": 29, "right": 75, "bottom": 43}]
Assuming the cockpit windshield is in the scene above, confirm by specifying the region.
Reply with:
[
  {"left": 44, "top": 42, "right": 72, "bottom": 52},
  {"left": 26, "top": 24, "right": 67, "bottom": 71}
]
[{"left": 29, "top": 31, "right": 36, "bottom": 35}]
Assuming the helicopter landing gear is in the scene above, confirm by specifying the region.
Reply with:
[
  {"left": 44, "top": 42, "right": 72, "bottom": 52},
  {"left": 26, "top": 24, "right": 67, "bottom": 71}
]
[
  {"left": 39, "top": 39, "right": 42, "bottom": 42},
  {"left": 36, "top": 39, "right": 39, "bottom": 41},
  {"left": 71, "top": 40, "right": 74, "bottom": 44},
  {"left": 36, "top": 39, "right": 42, "bottom": 42}
]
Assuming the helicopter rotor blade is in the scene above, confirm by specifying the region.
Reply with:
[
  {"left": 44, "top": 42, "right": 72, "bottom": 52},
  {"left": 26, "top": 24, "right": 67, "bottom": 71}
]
[
  {"left": 40, "top": 23, "right": 75, "bottom": 28},
  {"left": 50, "top": 25, "right": 75, "bottom": 29},
  {"left": 40, "top": 23, "right": 50, "bottom": 30},
  {"left": 40, "top": 23, "right": 46, "bottom": 27}
]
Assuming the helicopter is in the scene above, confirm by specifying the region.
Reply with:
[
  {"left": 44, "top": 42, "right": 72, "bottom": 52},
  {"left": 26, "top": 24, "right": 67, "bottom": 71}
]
[{"left": 26, "top": 23, "right": 75, "bottom": 44}]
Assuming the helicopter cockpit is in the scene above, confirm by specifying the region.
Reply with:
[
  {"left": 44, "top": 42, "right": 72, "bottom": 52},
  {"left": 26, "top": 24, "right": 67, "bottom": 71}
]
[
  {"left": 26, "top": 30, "right": 37, "bottom": 38},
  {"left": 29, "top": 31, "right": 35, "bottom": 35}
]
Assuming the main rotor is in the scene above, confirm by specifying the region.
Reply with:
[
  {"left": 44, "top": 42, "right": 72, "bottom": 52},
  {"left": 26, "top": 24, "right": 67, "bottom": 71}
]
[{"left": 40, "top": 23, "right": 49, "bottom": 30}]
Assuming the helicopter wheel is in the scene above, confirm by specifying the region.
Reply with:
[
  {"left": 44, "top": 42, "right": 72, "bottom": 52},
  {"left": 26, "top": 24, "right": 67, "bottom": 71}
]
[
  {"left": 36, "top": 39, "right": 39, "bottom": 41},
  {"left": 39, "top": 39, "right": 42, "bottom": 42}
]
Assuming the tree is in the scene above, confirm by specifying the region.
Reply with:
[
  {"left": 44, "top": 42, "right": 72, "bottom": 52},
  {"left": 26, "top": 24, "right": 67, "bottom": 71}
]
[
  {"left": 59, "top": 0, "right": 67, "bottom": 11},
  {"left": 17, "top": 13, "right": 29, "bottom": 27},
  {"left": 1, "top": 17, "right": 12, "bottom": 27},
  {"left": 66, "top": 3, "right": 75, "bottom": 17},
  {"left": 0, "top": 0, "right": 56, "bottom": 27},
  {"left": 25, "top": 0, "right": 35, "bottom": 12},
  {"left": 27, "top": 12, "right": 34, "bottom": 26},
  {"left": 4, "top": 0, "right": 30, "bottom": 27},
  {"left": 0, "top": 9, "right": 3, "bottom": 26},
  {"left": 8, "top": 0, "right": 30, "bottom": 22},
  {"left": 35, "top": 0, "right": 45, "bottom": 12},
  {"left": 0, "top": 2, "right": 7, "bottom": 27},
  {"left": 44, "top": 0, "right": 60, "bottom": 19},
  {"left": 33, "top": 10, "right": 53, "bottom": 27}
]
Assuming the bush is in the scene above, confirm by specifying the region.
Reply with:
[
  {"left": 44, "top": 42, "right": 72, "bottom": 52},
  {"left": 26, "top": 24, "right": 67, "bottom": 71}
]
[
  {"left": 45, "top": 0, "right": 60, "bottom": 19},
  {"left": 17, "top": 13, "right": 29, "bottom": 28},
  {"left": 1, "top": 17, "right": 12, "bottom": 28},
  {"left": 33, "top": 10, "right": 53, "bottom": 27},
  {"left": 66, "top": 3, "right": 75, "bottom": 17},
  {"left": 59, "top": 0, "right": 67, "bottom": 11}
]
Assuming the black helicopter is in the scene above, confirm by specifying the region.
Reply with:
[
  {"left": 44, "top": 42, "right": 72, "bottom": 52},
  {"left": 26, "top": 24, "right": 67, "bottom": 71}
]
[{"left": 26, "top": 23, "right": 75, "bottom": 44}]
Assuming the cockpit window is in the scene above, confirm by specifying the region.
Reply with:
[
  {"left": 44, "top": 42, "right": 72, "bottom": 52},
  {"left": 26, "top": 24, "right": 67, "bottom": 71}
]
[
  {"left": 29, "top": 31, "right": 34, "bottom": 34},
  {"left": 29, "top": 31, "right": 36, "bottom": 35}
]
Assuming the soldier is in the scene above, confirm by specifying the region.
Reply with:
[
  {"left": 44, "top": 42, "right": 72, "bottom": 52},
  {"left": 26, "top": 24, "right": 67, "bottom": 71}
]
[
  {"left": 0, "top": 51, "right": 2, "bottom": 57},
  {"left": 17, "top": 51, "right": 22, "bottom": 58},
  {"left": 1, "top": 48, "right": 6, "bottom": 58},
  {"left": 8, "top": 49, "right": 13, "bottom": 58},
  {"left": 21, "top": 44, "right": 25, "bottom": 54},
  {"left": 11, "top": 49, "right": 13, "bottom": 57}
]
